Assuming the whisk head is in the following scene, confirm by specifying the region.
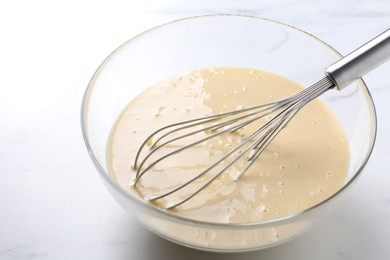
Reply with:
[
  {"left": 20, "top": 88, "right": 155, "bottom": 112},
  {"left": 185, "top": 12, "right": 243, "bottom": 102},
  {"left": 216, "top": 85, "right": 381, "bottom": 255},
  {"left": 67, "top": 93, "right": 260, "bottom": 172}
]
[{"left": 132, "top": 76, "right": 335, "bottom": 209}]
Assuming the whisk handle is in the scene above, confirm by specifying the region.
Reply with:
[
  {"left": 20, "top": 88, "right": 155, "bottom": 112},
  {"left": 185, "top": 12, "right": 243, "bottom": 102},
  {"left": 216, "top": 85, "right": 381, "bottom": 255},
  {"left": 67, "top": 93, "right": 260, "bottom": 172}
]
[{"left": 325, "top": 29, "right": 390, "bottom": 90}]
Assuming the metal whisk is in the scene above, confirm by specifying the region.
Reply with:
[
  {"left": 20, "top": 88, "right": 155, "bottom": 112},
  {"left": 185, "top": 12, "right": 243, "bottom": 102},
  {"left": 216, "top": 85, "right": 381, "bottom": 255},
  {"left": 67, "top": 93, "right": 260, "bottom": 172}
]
[{"left": 133, "top": 29, "right": 390, "bottom": 209}]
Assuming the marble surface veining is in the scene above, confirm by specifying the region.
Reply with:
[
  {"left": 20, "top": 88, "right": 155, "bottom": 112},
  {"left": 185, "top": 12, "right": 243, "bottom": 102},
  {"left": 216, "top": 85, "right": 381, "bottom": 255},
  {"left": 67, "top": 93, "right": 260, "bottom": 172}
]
[{"left": 0, "top": 0, "right": 389, "bottom": 259}]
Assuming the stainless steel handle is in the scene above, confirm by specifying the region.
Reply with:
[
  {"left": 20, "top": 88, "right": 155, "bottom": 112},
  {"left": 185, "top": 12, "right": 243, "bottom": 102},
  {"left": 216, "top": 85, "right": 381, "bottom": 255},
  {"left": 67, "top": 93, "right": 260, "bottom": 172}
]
[{"left": 325, "top": 29, "right": 390, "bottom": 90}]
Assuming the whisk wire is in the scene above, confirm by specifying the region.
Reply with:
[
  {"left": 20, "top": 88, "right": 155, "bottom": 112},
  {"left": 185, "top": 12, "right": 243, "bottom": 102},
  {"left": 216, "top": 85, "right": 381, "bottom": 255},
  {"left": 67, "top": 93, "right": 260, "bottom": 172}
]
[{"left": 133, "top": 76, "right": 335, "bottom": 208}]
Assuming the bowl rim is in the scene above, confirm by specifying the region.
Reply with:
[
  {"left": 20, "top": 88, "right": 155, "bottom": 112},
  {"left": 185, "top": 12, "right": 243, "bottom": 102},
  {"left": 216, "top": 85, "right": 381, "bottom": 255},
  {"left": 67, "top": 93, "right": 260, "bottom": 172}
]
[{"left": 80, "top": 14, "right": 377, "bottom": 229}]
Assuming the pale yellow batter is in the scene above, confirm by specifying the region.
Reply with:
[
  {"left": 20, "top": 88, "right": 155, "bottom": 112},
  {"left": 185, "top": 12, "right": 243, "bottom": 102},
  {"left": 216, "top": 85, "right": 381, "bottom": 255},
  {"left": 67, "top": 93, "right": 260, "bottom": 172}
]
[{"left": 107, "top": 67, "right": 349, "bottom": 224}]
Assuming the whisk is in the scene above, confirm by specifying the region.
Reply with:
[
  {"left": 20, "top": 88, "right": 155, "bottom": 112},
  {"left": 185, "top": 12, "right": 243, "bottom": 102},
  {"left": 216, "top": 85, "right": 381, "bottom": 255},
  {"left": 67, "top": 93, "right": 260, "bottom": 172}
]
[{"left": 133, "top": 29, "right": 390, "bottom": 209}]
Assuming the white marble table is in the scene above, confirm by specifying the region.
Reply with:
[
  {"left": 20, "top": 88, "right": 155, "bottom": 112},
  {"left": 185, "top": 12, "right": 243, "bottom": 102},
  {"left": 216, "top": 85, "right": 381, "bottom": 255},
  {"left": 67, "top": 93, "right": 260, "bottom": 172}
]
[{"left": 1, "top": 0, "right": 389, "bottom": 259}]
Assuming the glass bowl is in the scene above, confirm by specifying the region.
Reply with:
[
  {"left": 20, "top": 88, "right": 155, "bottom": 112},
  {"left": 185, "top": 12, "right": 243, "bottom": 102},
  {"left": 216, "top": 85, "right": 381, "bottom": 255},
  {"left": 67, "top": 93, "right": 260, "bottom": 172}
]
[{"left": 81, "top": 15, "right": 376, "bottom": 252}]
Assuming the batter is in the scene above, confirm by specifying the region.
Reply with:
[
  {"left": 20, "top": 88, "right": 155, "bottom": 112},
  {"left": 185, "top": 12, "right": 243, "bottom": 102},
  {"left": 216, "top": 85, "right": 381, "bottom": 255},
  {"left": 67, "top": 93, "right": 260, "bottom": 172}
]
[{"left": 107, "top": 67, "right": 349, "bottom": 224}]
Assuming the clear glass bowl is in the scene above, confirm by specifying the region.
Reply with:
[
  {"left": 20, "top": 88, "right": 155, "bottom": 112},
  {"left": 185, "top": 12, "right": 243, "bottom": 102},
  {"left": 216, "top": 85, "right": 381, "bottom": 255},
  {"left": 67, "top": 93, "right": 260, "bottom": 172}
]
[{"left": 81, "top": 15, "right": 376, "bottom": 252}]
